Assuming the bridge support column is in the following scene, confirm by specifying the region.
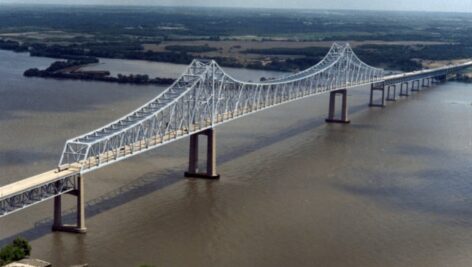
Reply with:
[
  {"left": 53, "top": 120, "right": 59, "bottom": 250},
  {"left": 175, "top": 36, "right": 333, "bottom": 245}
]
[
  {"left": 52, "top": 175, "right": 86, "bottom": 234},
  {"left": 422, "top": 78, "right": 430, "bottom": 88},
  {"left": 325, "top": 89, "right": 350, "bottom": 124},
  {"left": 184, "top": 128, "right": 220, "bottom": 179},
  {"left": 411, "top": 80, "right": 420, "bottom": 92},
  {"left": 399, "top": 82, "right": 409, "bottom": 96},
  {"left": 369, "top": 82, "right": 385, "bottom": 107},
  {"left": 386, "top": 84, "right": 397, "bottom": 102}
]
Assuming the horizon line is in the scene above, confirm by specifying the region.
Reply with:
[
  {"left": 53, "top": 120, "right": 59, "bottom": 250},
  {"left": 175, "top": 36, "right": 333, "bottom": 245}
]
[{"left": 0, "top": 2, "right": 471, "bottom": 15}]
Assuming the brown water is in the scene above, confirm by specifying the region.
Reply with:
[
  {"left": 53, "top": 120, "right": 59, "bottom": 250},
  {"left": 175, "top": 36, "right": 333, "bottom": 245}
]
[
  {"left": 2, "top": 50, "right": 472, "bottom": 267},
  {"left": 81, "top": 57, "right": 286, "bottom": 81}
]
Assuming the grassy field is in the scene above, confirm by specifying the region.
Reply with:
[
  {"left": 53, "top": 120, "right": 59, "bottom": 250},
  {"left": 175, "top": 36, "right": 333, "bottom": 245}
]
[{"left": 143, "top": 40, "right": 451, "bottom": 65}]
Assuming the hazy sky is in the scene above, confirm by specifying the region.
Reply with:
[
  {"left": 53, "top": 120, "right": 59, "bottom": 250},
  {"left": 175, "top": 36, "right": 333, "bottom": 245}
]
[{"left": 1, "top": 0, "right": 472, "bottom": 13}]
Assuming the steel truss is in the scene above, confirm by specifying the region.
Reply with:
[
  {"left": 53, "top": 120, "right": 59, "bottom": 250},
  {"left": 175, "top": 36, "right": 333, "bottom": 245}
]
[
  {"left": 58, "top": 42, "right": 384, "bottom": 173},
  {"left": 0, "top": 175, "right": 77, "bottom": 217}
]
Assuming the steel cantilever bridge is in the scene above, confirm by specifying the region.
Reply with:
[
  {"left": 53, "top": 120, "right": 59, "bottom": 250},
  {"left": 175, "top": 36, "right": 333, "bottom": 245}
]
[{"left": 1, "top": 42, "right": 471, "bottom": 233}]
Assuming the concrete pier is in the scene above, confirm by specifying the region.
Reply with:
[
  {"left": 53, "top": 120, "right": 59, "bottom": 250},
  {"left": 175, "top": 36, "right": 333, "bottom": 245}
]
[
  {"left": 184, "top": 128, "right": 220, "bottom": 179},
  {"left": 386, "top": 84, "right": 397, "bottom": 102},
  {"left": 52, "top": 175, "right": 86, "bottom": 233},
  {"left": 325, "top": 89, "right": 350, "bottom": 123},
  {"left": 369, "top": 82, "right": 385, "bottom": 107},
  {"left": 422, "top": 78, "right": 431, "bottom": 88},
  {"left": 399, "top": 82, "right": 409, "bottom": 96},
  {"left": 411, "top": 80, "right": 421, "bottom": 92}
]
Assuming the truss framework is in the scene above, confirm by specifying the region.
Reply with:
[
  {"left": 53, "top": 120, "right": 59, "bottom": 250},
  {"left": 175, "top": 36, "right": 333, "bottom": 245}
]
[
  {"left": 58, "top": 42, "right": 384, "bottom": 173},
  {"left": 0, "top": 175, "right": 77, "bottom": 217}
]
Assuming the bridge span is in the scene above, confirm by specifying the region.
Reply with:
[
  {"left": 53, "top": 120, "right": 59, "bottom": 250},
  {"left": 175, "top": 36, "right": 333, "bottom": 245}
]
[{"left": 1, "top": 42, "right": 471, "bottom": 233}]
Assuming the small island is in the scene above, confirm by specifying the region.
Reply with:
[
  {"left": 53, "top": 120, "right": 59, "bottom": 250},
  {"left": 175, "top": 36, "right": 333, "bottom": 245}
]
[{"left": 24, "top": 57, "right": 175, "bottom": 85}]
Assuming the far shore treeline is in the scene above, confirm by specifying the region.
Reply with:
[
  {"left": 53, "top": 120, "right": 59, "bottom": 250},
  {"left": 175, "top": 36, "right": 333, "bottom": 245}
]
[
  {"left": 3, "top": 38, "right": 472, "bottom": 75},
  {"left": 1, "top": 6, "right": 472, "bottom": 82}
]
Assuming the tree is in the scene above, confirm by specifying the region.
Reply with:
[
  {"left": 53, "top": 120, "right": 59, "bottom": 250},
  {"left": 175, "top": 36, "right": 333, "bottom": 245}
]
[
  {"left": 13, "top": 237, "right": 31, "bottom": 256},
  {"left": 0, "top": 237, "right": 32, "bottom": 265},
  {"left": 0, "top": 244, "right": 25, "bottom": 263}
]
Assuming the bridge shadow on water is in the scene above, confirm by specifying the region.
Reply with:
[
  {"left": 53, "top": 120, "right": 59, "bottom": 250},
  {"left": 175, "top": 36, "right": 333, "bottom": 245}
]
[{"left": 1, "top": 100, "right": 374, "bottom": 245}]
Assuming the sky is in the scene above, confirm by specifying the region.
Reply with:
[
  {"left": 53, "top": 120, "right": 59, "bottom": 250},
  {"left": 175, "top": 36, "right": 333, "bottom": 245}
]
[{"left": 1, "top": 0, "right": 472, "bottom": 13}]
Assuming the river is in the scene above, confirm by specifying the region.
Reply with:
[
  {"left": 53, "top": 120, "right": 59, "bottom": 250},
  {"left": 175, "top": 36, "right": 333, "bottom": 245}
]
[{"left": 1, "top": 49, "right": 472, "bottom": 267}]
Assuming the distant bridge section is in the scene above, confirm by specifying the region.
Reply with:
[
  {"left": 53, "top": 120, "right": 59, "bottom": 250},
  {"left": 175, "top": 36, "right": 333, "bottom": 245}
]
[
  {"left": 384, "top": 62, "right": 472, "bottom": 85},
  {"left": 0, "top": 42, "right": 471, "bottom": 234},
  {"left": 368, "top": 61, "right": 472, "bottom": 106}
]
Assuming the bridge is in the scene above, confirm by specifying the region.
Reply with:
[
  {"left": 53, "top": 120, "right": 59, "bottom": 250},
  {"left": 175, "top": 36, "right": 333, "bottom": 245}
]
[{"left": 1, "top": 42, "right": 471, "bottom": 233}]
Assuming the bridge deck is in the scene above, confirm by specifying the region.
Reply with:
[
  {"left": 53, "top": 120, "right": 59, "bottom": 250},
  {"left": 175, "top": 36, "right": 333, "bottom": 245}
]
[{"left": 0, "top": 167, "right": 79, "bottom": 199}]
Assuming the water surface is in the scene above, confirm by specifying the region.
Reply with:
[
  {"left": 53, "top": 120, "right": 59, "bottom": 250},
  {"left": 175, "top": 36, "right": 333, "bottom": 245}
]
[
  {"left": 82, "top": 57, "right": 286, "bottom": 82},
  {"left": 1, "top": 50, "right": 472, "bottom": 267}
]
